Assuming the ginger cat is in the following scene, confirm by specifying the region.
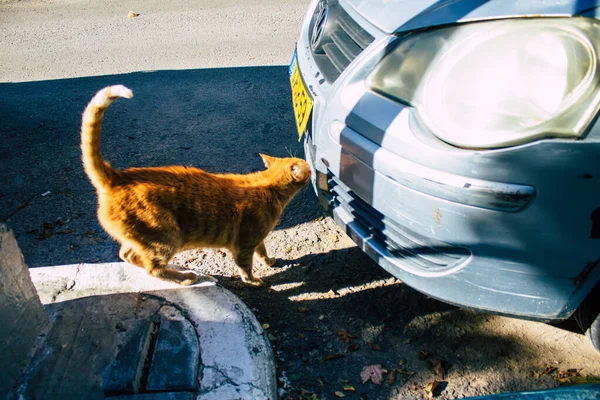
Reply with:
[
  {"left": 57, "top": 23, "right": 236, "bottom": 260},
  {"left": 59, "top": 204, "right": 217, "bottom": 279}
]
[{"left": 81, "top": 85, "right": 311, "bottom": 287}]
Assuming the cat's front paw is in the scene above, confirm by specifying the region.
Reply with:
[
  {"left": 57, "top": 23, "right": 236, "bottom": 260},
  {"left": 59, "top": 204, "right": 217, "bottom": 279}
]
[
  {"left": 179, "top": 272, "right": 199, "bottom": 286},
  {"left": 242, "top": 277, "right": 265, "bottom": 288},
  {"left": 264, "top": 257, "right": 276, "bottom": 268}
]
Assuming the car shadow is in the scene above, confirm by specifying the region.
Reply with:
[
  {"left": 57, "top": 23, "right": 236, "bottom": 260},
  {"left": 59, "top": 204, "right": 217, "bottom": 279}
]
[{"left": 212, "top": 245, "right": 596, "bottom": 399}]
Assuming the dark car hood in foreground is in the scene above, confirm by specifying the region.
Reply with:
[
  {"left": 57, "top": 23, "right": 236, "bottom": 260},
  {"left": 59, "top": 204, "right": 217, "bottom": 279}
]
[{"left": 342, "top": 0, "right": 600, "bottom": 33}]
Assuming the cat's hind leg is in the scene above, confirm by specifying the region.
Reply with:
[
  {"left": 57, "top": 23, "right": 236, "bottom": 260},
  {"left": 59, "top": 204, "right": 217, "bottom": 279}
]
[
  {"left": 255, "top": 241, "right": 276, "bottom": 267},
  {"left": 138, "top": 246, "right": 198, "bottom": 286},
  {"left": 233, "top": 247, "right": 264, "bottom": 287}
]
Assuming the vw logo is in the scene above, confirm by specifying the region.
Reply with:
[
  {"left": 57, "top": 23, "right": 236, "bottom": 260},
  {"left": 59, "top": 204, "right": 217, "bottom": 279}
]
[{"left": 311, "top": 3, "right": 329, "bottom": 52}]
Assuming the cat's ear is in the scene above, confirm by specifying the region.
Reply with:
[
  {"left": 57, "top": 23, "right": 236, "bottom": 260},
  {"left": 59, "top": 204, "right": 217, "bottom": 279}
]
[
  {"left": 259, "top": 153, "right": 276, "bottom": 169},
  {"left": 291, "top": 163, "right": 305, "bottom": 180}
]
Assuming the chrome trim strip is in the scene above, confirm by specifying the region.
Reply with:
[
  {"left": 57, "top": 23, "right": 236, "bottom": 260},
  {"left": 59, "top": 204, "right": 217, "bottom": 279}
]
[{"left": 330, "top": 121, "right": 536, "bottom": 212}]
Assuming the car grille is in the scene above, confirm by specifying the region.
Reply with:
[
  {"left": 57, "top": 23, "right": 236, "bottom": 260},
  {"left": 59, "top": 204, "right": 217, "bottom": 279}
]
[
  {"left": 326, "top": 174, "right": 471, "bottom": 272},
  {"left": 310, "top": 1, "right": 374, "bottom": 83}
]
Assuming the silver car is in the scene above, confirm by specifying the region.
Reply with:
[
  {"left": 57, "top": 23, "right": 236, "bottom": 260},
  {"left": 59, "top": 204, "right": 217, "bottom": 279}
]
[{"left": 290, "top": 0, "right": 600, "bottom": 351}]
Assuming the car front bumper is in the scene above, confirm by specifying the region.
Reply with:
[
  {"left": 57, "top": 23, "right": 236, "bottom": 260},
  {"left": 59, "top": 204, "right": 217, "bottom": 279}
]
[{"left": 296, "top": 0, "right": 600, "bottom": 321}]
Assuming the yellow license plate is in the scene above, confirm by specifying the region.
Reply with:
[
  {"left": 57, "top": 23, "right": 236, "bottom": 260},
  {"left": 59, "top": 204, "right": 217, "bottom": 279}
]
[{"left": 290, "top": 59, "right": 312, "bottom": 141}]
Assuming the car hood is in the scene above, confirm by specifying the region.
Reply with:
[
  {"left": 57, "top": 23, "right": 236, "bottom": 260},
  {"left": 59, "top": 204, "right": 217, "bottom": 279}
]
[{"left": 342, "top": 0, "right": 600, "bottom": 34}]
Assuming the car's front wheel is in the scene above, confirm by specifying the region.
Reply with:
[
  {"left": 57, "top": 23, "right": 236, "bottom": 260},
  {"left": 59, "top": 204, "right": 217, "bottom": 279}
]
[{"left": 574, "top": 282, "right": 600, "bottom": 352}]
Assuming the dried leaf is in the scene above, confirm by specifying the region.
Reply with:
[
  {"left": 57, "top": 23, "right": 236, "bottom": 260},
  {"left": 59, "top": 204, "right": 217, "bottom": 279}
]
[
  {"left": 346, "top": 343, "right": 360, "bottom": 352},
  {"left": 317, "top": 378, "right": 325, "bottom": 386},
  {"left": 423, "top": 380, "right": 441, "bottom": 399},
  {"left": 431, "top": 358, "right": 445, "bottom": 379},
  {"left": 128, "top": 10, "right": 139, "bottom": 18},
  {"left": 388, "top": 370, "right": 396, "bottom": 385},
  {"left": 298, "top": 306, "right": 311, "bottom": 313},
  {"left": 542, "top": 366, "right": 558, "bottom": 375},
  {"left": 419, "top": 349, "right": 430, "bottom": 359},
  {"left": 323, "top": 353, "right": 345, "bottom": 361},
  {"left": 397, "top": 369, "right": 416, "bottom": 376},
  {"left": 337, "top": 330, "right": 354, "bottom": 343},
  {"left": 262, "top": 323, "right": 270, "bottom": 330},
  {"left": 285, "top": 247, "right": 293, "bottom": 253},
  {"left": 369, "top": 343, "right": 383, "bottom": 352},
  {"left": 556, "top": 369, "right": 582, "bottom": 385},
  {"left": 360, "top": 364, "right": 388, "bottom": 385},
  {"left": 343, "top": 384, "right": 356, "bottom": 392},
  {"left": 36, "top": 230, "right": 54, "bottom": 240},
  {"left": 300, "top": 387, "right": 315, "bottom": 395},
  {"left": 334, "top": 392, "right": 345, "bottom": 398},
  {"left": 559, "top": 369, "right": 582, "bottom": 378}
]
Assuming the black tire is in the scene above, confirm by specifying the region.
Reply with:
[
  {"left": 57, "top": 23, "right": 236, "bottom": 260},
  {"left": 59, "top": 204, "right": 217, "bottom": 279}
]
[{"left": 574, "top": 282, "right": 600, "bottom": 352}]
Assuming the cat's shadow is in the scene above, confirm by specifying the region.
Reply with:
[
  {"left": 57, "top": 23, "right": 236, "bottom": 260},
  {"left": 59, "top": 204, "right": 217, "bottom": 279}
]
[{"left": 219, "top": 244, "right": 458, "bottom": 326}]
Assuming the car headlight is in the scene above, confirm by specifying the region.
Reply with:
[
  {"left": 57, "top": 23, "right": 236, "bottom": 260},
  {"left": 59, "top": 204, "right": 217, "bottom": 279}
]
[{"left": 367, "top": 18, "right": 600, "bottom": 149}]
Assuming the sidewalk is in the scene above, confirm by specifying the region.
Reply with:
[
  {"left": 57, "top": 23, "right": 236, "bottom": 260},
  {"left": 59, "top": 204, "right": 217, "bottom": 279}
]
[{"left": 1, "top": 223, "right": 276, "bottom": 400}]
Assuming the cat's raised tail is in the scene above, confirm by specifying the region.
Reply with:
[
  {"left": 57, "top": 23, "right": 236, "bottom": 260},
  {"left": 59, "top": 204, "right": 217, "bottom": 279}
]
[{"left": 81, "top": 85, "right": 133, "bottom": 191}]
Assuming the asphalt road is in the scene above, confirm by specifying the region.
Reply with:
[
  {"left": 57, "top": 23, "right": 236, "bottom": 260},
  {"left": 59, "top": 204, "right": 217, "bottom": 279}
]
[
  {"left": 0, "top": 0, "right": 306, "bottom": 82},
  {"left": 2, "top": 1, "right": 600, "bottom": 400},
  {"left": 0, "top": 0, "right": 312, "bottom": 266}
]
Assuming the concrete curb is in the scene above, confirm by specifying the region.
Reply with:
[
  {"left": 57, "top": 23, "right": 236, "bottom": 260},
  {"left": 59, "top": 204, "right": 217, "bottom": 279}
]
[{"left": 28, "top": 262, "right": 277, "bottom": 400}]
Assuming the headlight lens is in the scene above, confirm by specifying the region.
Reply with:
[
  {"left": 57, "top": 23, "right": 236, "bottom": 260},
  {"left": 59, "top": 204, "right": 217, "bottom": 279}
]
[{"left": 368, "top": 18, "right": 600, "bottom": 149}]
